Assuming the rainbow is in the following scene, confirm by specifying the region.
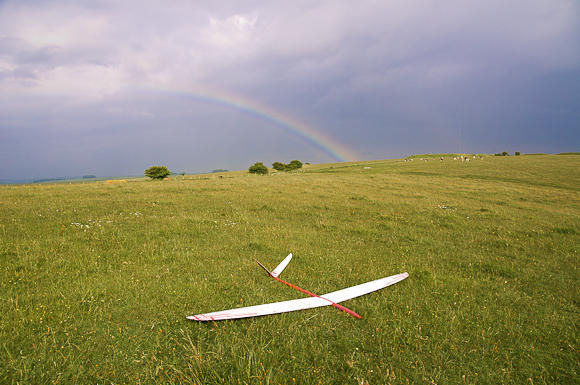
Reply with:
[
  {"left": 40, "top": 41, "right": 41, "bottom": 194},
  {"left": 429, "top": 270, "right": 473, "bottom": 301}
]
[{"left": 136, "top": 85, "right": 357, "bottom": 162}]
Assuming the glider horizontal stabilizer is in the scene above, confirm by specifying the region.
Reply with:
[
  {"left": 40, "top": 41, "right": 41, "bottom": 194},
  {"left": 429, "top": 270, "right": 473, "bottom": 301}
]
[{"left": 271, "top": 253, "right": 292, "bottom": 277}]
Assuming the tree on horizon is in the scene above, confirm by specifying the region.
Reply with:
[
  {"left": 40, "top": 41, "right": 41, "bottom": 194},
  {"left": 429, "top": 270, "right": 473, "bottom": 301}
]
[
  {"left": 145, "top": 166, "right": 171, "bottom": 180},
  {"left": 248, "top": 162, "right": 268, "bottom": 175}
]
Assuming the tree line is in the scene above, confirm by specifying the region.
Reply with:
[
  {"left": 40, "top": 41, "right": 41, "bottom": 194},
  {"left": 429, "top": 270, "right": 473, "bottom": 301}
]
[
  {"left": 249, "top": 160, "right": 303, "bottom": 175},
  {"left": 144, "top": 160, "right": 304, "bottom": 179}
]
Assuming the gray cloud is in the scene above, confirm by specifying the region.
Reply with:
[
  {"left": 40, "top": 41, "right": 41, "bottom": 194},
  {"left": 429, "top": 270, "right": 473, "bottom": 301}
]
[{"left": 0, "top": 0, "right": 579, "bottom": 180}]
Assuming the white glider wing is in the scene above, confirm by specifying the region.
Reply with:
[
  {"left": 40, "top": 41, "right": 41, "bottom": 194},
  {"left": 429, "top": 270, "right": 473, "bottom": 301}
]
[
  {"left": 187, "top": 272, "right": 409, "bottom": 321},
  {"left": 321, "top": 272, "right": 409, "bottom": 303}
]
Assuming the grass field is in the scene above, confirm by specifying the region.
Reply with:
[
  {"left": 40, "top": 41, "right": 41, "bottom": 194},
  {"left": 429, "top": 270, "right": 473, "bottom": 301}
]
[{"left": 1, "top": 154, "right": 579, "bottom": 384}]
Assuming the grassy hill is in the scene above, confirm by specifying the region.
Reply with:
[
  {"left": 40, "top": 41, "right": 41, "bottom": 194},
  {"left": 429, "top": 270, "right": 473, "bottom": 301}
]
[{"left": 1, "top": 155, "right": 579, "bottom": 384}]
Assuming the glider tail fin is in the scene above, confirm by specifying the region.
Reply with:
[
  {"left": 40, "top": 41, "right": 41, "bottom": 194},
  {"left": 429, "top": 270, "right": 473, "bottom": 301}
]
[{"left": 271, "top": 253, "right": 292, "bottom": 277}]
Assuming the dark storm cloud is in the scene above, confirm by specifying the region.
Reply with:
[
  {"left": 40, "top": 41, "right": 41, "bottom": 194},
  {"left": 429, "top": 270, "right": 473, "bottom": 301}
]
[{"left": 0, "top": 0, "right": 579, "bottom": 180}]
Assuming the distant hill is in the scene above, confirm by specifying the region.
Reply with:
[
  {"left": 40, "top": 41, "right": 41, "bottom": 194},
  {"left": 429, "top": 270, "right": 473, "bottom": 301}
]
[
  {"left": 0, "top": 179, "right": 34, "bottom": 185},
  {"left": 33, "top": 178, "right": 68, "bottom": 183}
]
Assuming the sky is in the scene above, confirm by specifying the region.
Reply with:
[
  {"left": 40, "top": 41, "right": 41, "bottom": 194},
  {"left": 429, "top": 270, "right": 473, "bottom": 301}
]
[{"left": 1, "top": 0, "right": 579, "bottom": 180}]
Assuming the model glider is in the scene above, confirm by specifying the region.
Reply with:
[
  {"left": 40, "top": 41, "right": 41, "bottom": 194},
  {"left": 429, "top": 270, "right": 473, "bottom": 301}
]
[{"left": 186, "top": 254, "right": 409, "bottom": 321}]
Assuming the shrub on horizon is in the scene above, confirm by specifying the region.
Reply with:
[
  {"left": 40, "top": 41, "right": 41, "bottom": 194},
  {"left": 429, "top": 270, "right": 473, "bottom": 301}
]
[
  {"left": 287, "top": 160, "right": 303, "bottom": 171},
  {"left": 272, "top": 162, "right": 286, "bottom": 171},
  {"left": 272, "top": 160, "right": 303, "bottom": 172},
  {"left": 248, "top": 162, "right": 268, "bottom": 175},
  {"left": 145, "top": 165, "right": 171, "bottom": 180}
]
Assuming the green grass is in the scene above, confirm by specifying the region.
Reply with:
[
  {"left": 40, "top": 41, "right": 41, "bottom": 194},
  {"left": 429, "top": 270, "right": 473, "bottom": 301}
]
[{"left": 1, "top": 155, "right": 579, "bottom": 384}]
